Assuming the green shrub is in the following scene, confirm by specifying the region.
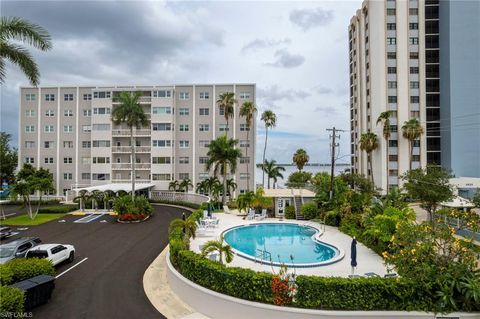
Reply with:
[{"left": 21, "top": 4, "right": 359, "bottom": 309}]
[
  {"left": 324, "top": 210, "right": 340, "bottom": 227},
  {"left": 6, "top": 258, "right": 55, "bottom": 283},
  {"left": 284, "top": 206, "right": 295, "bottom": 219},
  {"left": 301, "top": 202, "right": 318, "bottom": 220},
  {"left": 0, "top": 264, "right": 13, "bottom": 286},
  {"left": 114, "top": 195, "right": 153, "bottom": 216},
  {"left": 0, "top": 286, "right": 24, "bottom": 314},
  {"left": 37, "top": 205, "right": 78, "bottom": 214}
]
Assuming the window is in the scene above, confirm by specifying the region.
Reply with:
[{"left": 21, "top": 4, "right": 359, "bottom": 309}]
[
  {"left": 412, "top": 155, "right": 421, "bottom": 162},
  {"left": 152, "top": 174, "right": 171, "bottom": 181},
  {"left": 387, "top": 67, "right": 397, "bottom": 74},
  {"left": 64, "top": 94, "right": 74, "bottom": 101},
  {"left": 239, "top": 140, "right": 250, "bottom": 148},
  {"left": 387, "top": 52, "right": 396, "bottom": 59},
  {"left": 410, "top": 52, "right": 419, "bottom": 59},
  {"left": 199, "top": 124, "right": 209, "bottom": 132},
  {"left": 179, "top": 124, "right": 189, "bottom": 132},
  {"left": 199, "top": 108, "right": 209, "bottom": 116},
  {"left": 387, "top": 38, "right": 396, "bottom": 45},
  {"left": 83, "top": 94, "right": 92, "bottom": 100},
  {"left": 240, "top": 173, "right": 249, "bottom": 180},
  {"left": 92, "top": 124, "right": 110, "bottom": 131},
  {"left": 152, "top": 123, "right": 172, "bottom": 131},
  {"left": 81, "top": 173, "right": 90, "bottom": 180},
  {"left": 410, "top": 67, "right": 419, "bottom": 74},
  {"left": 388, "top": 96, "right": 397, "bottom": 103},
  {"left": 219, "top": 124, "right": 229, "bottom": 132},
  {"left": 152, "top": 140, "right": 171, "bottom": 147},
  {"left": 26, "top": 93, "right": 36, "bottom": 101},
  {"left": 64, "top": 110, "right": 73, "bottom": 117},
  {"left": 240, "top": 124, "right": 250, "bottom": 131},
  {"left": 240, "top": 157, "right": 250, "bottom": 164},
  {"left": 63, "top": 125, "right": 73, "bottom": 133},
  {"left": 388, "top": 81, "right": 397, "bottom": 89},
  {"left": 179, "top": 108, "right": 189, "bottom": 116},
  {"left": 81, "top": 157, "right": 90, "bottom": 164},
  {"left": 93, "top": 107, "right": 111, "bottom": 115},
  {"left": 152, "top": 107, "right": 171, "bottom": 114},
  {"left": 387, "top": 8, "right": 396, "bottom": 15},
  {"left": 411, "top": 111, "right": 420, "bottom": 118},
  {"left": 44, "top": 141, "right": 54, "bottom": 148},
  {"left": 92, "top": 174, "right": 110, "bottom": 181},
  {"left": 199, "top": 157, "right": 208, "bottom": 164},
  {"left": 153, "top": 90, "right": 171, "bottom": 98},
  {"left": 198, "top": 173, "right": 209, "bottom": 181},
  {"left": 409, "top": 23, "right": 419, "bottom": 30},
  {"left": 82, "top": 125, "right": 91, "bottom": 132},
  {"left": 239, "top": 92, "right": 251, "bottom": 99},
  {"left": 409, "top": 37, "right": 419, "bottom": 45},
  {"left": 45, "top": 94, "right": 55, "bottom": 101},
  {"left": 82, "top": 141, "right": 91, "bottom": 148},
  {"left": 199, "top": 92, "right": 209, "bottom": 99},
  {"left": 387, "top": 23, "right": 396, "bottom": 30},
  {"left": 63, "top": 173, "right": 73, "bottom": 180},
  {"left": 44, "top": 125, "right": 55, "bottom": 133},
  {"left": 63, "top": 157, "right": 73, "bottom": 164},
  {"left": 410, "top": 81, "right": 420, "bottom": 89},
  {"left": 25, "top": 110, "right": 35, "bottom": 117},
  {"left": 389, "top": 170, "right": 398, "bottom": 176},
  {"left": 24, "top": 157, "right": 35, "bottom": 164},
  {"left": 389, "top": 140, "right": 398, "bottom": 147},
  {"left": 389, "top": 155, "right": 398, "bottom": 161},
  {"left": 179, "top": 157, "right": 189, "bottom": 164},
  {"left": 199, "top": 140, "right": 210, "bottom": 148},
  {"left": 45, "top": 110, "right": 55, "bottom": 117},
  {"left": 410, "top": 96, "right": 420, "bottom": 103},
  {"left": 409, "top": 8, "right": 418, "bottom": 15},
  {"left": 152, "top": 157, "right": 171, "bottom": 164},
  {"left": 63, "top": 141, "right": 73, "bottom": 148},
  {"left": 92, "top": 140, "right": 110, "bottom": 147},
  {"left": 93, "top": 157, "right": 110, "bottom": 164},
  {"left": 179, "top": 92, "right": 190, "bottom": 100},
  {"left": 219, "top": 107, "right": 225, "bottom": 115},
  {"left": 25, "top": 141, "right": 35, "bottom": 149},
  {"left": 25, "top": 125, "right": 35, "bottom": 133},
  {"left": 93, "top": 91, "right": 111, "bottom": 99},
  {"left": 179, "top": 140, "right": 189, "bottom": 148},
  {"left": 83, "top": 109, "right": 92, "bottom": 117},
  {"left": 44, "top": 157, "right": 54, "bottom": 164}
]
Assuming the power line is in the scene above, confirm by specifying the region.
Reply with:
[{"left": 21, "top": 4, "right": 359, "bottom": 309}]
[{"left": 326, "top": 127, "right": 346, "bottom": 200}]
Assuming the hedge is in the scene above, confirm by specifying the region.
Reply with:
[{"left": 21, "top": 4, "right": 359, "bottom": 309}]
[
  {"left": 4, "top": 258, "right": 55, "bottom": 284},
  {"left": 37, "top": 205, "right": 78, "bottom": 214},
  {"left": 0, "top": 264, "right": 13, "bottom": 286},
  {"left": 300, "top": 202, "right": 318, "bottom": 220},
  {"left": 0, "top": 286, "right": 24, "bottom": 314},
  {"left": 284, "top": 206, "right": 295, "bottom": 219}
]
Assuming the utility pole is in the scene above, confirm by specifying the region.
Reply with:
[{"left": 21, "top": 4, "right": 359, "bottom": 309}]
[{"left": 326, "top": 127, "right": 346, "bottom": 200}]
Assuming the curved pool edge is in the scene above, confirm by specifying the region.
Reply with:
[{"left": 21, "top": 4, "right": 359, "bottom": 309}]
[{"left": 221, "top": 222, "right": 345, "bottom": 268}]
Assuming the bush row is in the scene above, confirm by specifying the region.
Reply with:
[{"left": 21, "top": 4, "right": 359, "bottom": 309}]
[
  {"left": 0, "top": 258, "right": 55, "bottom": 286},
  {"left": 37, "top": 205, "right": 78, "bottom": 214},
  {"left": 0, "top": 286, "right": 24, "bottom": 314},
  {"left": 1, "top": 200, "right": 61, "bottom": 206}
]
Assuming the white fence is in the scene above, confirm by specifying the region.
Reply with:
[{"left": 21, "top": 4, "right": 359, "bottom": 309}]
[{"left": 150, "top": 191, "right": 210, "bottom": 205}]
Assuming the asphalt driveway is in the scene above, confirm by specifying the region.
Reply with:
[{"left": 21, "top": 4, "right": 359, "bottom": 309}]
[{"left": 2, "top": 205, "right": 188, "bottom": 319}]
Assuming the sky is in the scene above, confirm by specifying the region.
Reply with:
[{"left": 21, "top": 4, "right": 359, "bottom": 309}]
[{"left": 1, "top": 0, "right": 362, "bottom": 164}]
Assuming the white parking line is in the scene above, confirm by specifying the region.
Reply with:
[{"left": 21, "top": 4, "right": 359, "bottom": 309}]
[{"left": 56, "top": 257, "right": 88, "bottom": 279}]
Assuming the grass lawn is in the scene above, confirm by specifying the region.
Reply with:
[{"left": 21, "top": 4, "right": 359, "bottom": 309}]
[{"left": 1, "top": 213, "right": 67, "bottom": 226}]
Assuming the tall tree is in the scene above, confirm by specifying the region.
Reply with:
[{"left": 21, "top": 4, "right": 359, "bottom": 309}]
[
  {"left": 359, "top": 132, "right": 378, "bottom": 186},
  {"left": 206, "top": 135, "right": 242, "bottom": 206},
  {"left": 402, "top": 118, "right": 424, "bottom": 171},
  {"left": 0, "top": 17, "right": 52, "bottom": 86},
  {"left": 0, "top": 132, "right": 18, "bottom": 185},
  {"left": 216, "top": 92, "right": 236, "bottom": 133},
  {"left": 292, "top": 148, "right": 309, "bottom": 172},
  {"left": 111, "top": 91, "right": 149, "bottom": 200},
  {"left": 260, "top": 110, "right": 277, "bottom": 187},
  {"left": 261, "top": 159, "right": 285, "bottom": 189},
  {"left": 376, "top": 111, "right": 393, "bottom": 193},
  {"left": 239, "top": 101, "right": 257, "bottom": 191}
]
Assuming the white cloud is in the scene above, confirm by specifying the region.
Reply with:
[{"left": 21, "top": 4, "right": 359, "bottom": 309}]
[{"left": 289, "top": 8, "right": 334, "bottom": 31}]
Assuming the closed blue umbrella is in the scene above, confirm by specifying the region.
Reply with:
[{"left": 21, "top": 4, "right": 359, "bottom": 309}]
[{"left": 351, "top": 237, "right": 357, "bottom": 275}]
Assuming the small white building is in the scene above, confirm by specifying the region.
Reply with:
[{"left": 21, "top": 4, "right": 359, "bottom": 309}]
[
  {"left": 262, "top": 188, "right": 316, "bottom": 218},
  {"left": 449, "top": 177, "right": 480, "bottom": 200}
]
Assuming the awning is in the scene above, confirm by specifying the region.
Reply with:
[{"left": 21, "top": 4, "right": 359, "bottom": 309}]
[{"left": 72, "top": 183, "right": 156, "bottom": 193}]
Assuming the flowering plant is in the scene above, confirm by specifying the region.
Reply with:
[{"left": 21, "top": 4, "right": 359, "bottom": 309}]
[{"left": 271, "top": 256, "right": 297, "bottom": 306}]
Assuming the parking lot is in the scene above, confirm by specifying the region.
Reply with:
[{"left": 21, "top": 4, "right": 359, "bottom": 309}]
[{"left": 1, "top": 204, "right": 187, "bottom": 319}]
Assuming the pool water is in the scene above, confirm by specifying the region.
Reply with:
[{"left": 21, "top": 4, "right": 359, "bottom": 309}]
[{"left": 223, "top": 223, "right": 338, "bottom": 266}]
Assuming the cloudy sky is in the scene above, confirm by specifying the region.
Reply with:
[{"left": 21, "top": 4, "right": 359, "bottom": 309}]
[{"left": 1, "top": 0, "right": 361, "bottom": 164}]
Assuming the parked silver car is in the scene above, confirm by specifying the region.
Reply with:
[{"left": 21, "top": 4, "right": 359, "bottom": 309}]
[{"left": 0, "top": 237, "right": 42, "bottom": 264}]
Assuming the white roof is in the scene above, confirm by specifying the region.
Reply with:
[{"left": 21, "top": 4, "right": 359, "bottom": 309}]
[
  {"left": 262, "top": 188, "right": 316, "bottom": 198},
  {"left": 441, "top": 195, "right": 475, "bottom": 208},
  {"left": 73, "top": 183, "right": 156, "bottom": 193}
]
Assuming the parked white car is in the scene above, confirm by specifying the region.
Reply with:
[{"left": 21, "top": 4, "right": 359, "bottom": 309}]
[{"left": 26, "top": 244, "right": 75, "bottom": 266}]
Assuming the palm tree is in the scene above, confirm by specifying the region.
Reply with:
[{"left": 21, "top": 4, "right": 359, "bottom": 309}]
[
  {"left": 260, "top": 110, "right": 277, "bottom": 187},
  {"left": 225, "top": 178, "right": 237, "bottom": 198},
  {"left": 103, "top": 190, "right": 115, "bottom": 211},
  {"left": 111, "top": 91, "right": 149, "bottom": 200},
  {"left": 237, "top": 191, "right": 255, "bottom": 213},
  {"left": 0, "top": 17, "right": 52, "bottom": 86},
  {"left": 206, "top": 136, "right": 242, "bottom": 206},
  {"left": 402, "top": 118, "right": 424, "bottom": 170},
  {"left": 261, "top": 159, "right": 285, "bottom": 189},
  {"left": 216, "top": 92, "right": 237, "bottom": 133},
  {"left": 90, "top": 190, "right": 105, "bottom": 211},
  {"left": 292, "top": 148, "right": 309, "bottom": 172},
  {"left": 201, "top": 236, "right": 234, "bottom": 264},
  {"left": 73, "top": 190, "right": 89, "bottom": 212},
  {"left": 239, "top": 101, "right": 257, "bottom": 191},
  {"left": 196, "top": 180, "right": 208, "bottom": 194},
  {"left": 376, "top": 111, "right": 393, "bottom": 193},
  {"left": 169, "top": 180, "right": 180, "bottom": 192},
  {"left": 169, "top": 218, "right": 197, "bottom": 240},
  {"left": 179, "top": 178, "right": 193, "bottom": 193},
  {"left": 269, "top": 166, "right": 285, "bottom": 189},
  {"left": 359, "top": 132, "right": 378, "bottom": 185}
]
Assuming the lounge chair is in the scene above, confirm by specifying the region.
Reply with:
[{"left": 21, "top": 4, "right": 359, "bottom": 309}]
[
  {"left": 203, "top": 210, "right": 209, "bottom": 219},
  {"left": 364, "top": 272, "right": 380, "bottom": 277},
  {"left": 384, "top": 273, "right": 398, "bottom": 278},
  {"left": 196, "top": 221, "right": 206, "bottom": 236},
  {"left": 255, "top": 209, "right": 267, "bottom": 221},
  {"left": 246, "top": 209, "right": 255, "bottom": 220}
]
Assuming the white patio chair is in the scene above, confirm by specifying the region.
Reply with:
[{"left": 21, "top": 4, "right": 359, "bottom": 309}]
[
  {"left": 246, "top": 209, "right": 255, "bottom": 220},
  {"left": 255, "top": 209, "right": 267, "bottom": 221}
]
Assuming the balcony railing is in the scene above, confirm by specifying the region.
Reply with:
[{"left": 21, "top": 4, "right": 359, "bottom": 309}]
[
  {"left": 112, "top": 163, "right": 151, "bottom": 170},
  {"left": 112, "top": 146, "right": 151, "bottom": 153},
  {"left": 112, "top": 129, "right": 151, "bottom": 136},
  {"left": 113, "top": 96, "right": 151, "bottom": 103},
  {"left": 111, "top": 179, "right": 151, "bottom": 184}
]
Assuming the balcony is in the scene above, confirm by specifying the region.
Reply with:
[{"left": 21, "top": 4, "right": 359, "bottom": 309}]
[
  {"left": 112, "top": 179, "right": 151, "bottom": 184},
  {"left": 112, "top": 146, "right": 151, "bottom": 153},
  {"left": 112, "top": 129, "right": 151, "bottom": 137},
  {"left": 113, "top": 96, "right": 151, "bottom": 104},
  {"left": 112, "top": 163, "right": 151, "bottom": 170}
]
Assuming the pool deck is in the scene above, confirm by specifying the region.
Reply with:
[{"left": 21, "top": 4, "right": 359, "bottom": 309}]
[{"left": 190, "top": 213, "right": 388, "bottom": 277}]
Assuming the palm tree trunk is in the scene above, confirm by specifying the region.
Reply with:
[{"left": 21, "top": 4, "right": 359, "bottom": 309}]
[
  {"left": 245, "top": 128, "right": 250, "bottom": 191},
  {"left": 222, "top": 166, "right": 227, "bottom": 206},
  {"left": 262, "top": 128, "right": 268, "bottom": 187},
  {"left": 385, "top": 139, "right": 389, "bottom": 193},
  {"left": 267, "top": 177, "right": 271, "bottom": 189},
  {"left": 226, "top": 118, "right": 229, "bottom": 136},
  {"left": 369, "top": 153, "right": 374, "bottom": 186},
  {"left": 409, "top": 141, "right": 413, "bottom": 171},
  {"left": 131, "top": 126, "right": 136, "bottom": 200}
]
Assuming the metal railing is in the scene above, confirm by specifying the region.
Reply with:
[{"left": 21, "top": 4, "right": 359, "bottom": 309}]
[
  {"left": 112, "top": 163, "right": 151, "bottom": 170},
  {"left": 112, "top": 129, "right": 151, "bottom": 136},
  {"left": 111, "top": 146, "right": 151, "bottom": 153},
  {"left": 111, "top": 179, "right": 151, "bottom": 183},
  {"left": 150, "top": 191, "right": 210, "bottom": 205}
]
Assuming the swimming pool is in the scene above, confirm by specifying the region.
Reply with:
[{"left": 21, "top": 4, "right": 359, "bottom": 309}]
[{"left": 223, "top": 223, "right": 342, "bottom": 267}]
